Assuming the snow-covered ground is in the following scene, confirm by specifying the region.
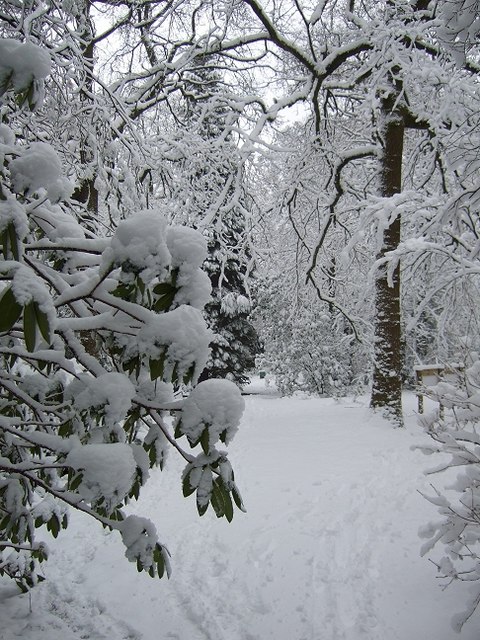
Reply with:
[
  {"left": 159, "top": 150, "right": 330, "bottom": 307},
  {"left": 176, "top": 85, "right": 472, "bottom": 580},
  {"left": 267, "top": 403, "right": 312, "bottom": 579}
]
[{"left": 1, "top": 389, "right": 478, "bottom": 639}]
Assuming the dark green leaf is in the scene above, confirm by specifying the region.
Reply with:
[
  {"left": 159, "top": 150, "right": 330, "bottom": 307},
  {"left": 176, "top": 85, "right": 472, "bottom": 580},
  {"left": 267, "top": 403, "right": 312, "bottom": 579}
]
[
  {"left": 232, "top": 484, "right": 246, "bottom": 512},
  {"left": 34, "top": 304, "right": 51, "bottom": 343},
  {"left": 0, "top": 287, "right": 22, "bottom": 332},
  {"left": 211, "top": 481, "right": 225, "bottom": 518},
  {"left": 69, "top": 473, "right": 83, "bottom": 491},
  {"left": 153, "top": 292, "right": 176, "bottom": 312},
  {"left": 182, "top": 470, "right": 195, "bottom": 497},
  {"left": 174, "top": 419, "right": 183, "bottom": 440},
  {"left": 136, "top": 277, "right": 145, "bottom": 296},
  {"left": 221, "top": 484, "right": 234, "bottom": 523},
  {"left": 1, "top": 229, "right": 8, "bottom": 257},
  {"left": 197, "top": 499, "right": 209, "bottom": 517},
  {"left": 200, "top": 427, "right": 210, "bottom": 454},
  {"left": 183, "top": 364, "right": 196, "bottom": 386},
  {"left": 23, "top": 301, "right": 37, "bottom": 352},
  {"left": 8, "top": 223, "right": 19, "bottom": 260},
  {"left": 152, "top": 282, "right": 176, "bottom": 296},
  {"left": 149, "top": 353, "right": 165, "bottom": 381},
  {"left": 0, "top": 71, "right": 13, "bottom": 98},
  {"left": 48, "top": 514, "right": 60, "bottom": 538}
]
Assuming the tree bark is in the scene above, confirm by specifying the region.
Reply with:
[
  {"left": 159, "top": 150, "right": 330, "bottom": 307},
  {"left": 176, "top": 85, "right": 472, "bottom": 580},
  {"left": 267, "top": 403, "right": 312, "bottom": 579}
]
[
  {"left": 370, "top": 101, "right": 405, "bottom": 425},
  {"left": 71, "top": 1, "right": 99, "bottom": 218}
]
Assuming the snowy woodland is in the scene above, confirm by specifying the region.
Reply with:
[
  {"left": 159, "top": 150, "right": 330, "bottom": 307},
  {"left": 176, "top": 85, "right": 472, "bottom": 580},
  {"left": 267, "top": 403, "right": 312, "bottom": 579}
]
[{"left": 1, "top": 0, "right": 480, "bottom": 637}]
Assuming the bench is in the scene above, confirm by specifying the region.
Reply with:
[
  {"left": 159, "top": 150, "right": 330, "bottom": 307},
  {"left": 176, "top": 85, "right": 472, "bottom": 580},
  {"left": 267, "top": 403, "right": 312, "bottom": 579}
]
[{"left": 414, "top": 363, "right": 464, "bottom": 415}]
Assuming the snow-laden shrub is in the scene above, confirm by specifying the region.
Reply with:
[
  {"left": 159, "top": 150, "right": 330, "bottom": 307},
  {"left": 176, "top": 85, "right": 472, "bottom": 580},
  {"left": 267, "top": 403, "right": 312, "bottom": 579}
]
[
  {"left": 418, "top": 358, "right": 480, "bottom": 631},
  {"left": 255, "top": 277, "right": 368, "bottom": 397},
  {"left": 0, "top": 41, "right": 244, "bottom": 592}
]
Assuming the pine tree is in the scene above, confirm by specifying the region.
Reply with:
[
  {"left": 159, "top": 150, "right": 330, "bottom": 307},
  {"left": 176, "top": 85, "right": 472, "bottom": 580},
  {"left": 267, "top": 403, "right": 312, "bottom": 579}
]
[{"left": 173, "top": 56, "right": 260, "bottom": 385}]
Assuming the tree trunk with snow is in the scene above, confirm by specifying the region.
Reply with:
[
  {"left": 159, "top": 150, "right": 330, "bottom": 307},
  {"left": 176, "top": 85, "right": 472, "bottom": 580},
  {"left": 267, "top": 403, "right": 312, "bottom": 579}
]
[
  {"left": 370, "top": 96, "right": 405, "bottom": 425},
  {"left": 71, "top": 0, "right": 99, "bottom": 217}
]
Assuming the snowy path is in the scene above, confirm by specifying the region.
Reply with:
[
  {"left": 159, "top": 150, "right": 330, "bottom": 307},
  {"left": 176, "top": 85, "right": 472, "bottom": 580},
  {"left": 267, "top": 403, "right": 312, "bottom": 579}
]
[{"left": 1, "top": 394, "right": 478, "bottom": 639}]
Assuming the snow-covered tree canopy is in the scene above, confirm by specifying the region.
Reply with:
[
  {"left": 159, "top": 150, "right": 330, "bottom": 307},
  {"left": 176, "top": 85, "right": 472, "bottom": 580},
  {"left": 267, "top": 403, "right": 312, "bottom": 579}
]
[{"left": 0, "top": 40, "right": 245, "bottom": 592}]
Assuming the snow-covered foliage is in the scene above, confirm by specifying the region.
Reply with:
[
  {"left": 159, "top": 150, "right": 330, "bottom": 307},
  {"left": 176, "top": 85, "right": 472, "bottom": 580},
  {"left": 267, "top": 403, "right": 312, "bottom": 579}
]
[
  {"left": 418, "top": 358, "right": 480, "bottom": 630},
  {"left": 254, "top": 275, "right": 369, "bottom": 397},
  {"left": 0, "top": 39, "right": 50, "bottom": 109},
  {"left": 0, "top": 47, "right": 244, "bottom": 593},
  {"left": 166, "top": 57, "right": 260, "bottom": 386}
]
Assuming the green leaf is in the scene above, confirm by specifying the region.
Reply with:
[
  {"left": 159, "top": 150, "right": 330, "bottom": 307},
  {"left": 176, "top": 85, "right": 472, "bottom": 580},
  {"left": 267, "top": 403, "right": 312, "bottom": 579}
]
[
  {"left": 1, "top": 229, "right": 8, "bottom": 258},
  {"left": 152, "top": 282, "right": 176, "bottom": 296},
  {"left": 27, "top": 82, "right": 37, "bottom": 110},
  {"left": 211, "top": 481, "right": 225, "bottom": 519},
  {"left": 200, "top": 426, "right": 210, "bottom": 454},
  {"left": 155, "top": 544, "right": 166, "bottom": 578},
  {"left": 136, "top": 277, "right": 145, "bottom": 296},
  {"left": 174, "top": 419, "right": 183, "bottom": 440},
  {"left": 197, "top": 499, "right": 209, "bottom": 517},
  {"left": 23, "top": 301, "right": 37, "bottom": 352},
  {"left": 149, "top": 353, "right": 165, "bottom": 381},
  {"left": 156, "top": 559, "right": 165, "bottom": 579},
  {"left": 47, "top": 514, "right": 60, "bottom": 539},
  {"left": 182, "top": 470, "right": 195, "bottom": 497},
  {"left": 34, "top": 304, "right": 51, "bottom": 343},
  {"left": 153, "top": 292, "right": 176, "bottom": 312},
  {"left": 8, "top": 222, "right": 19, "bottom": 260},
  {"left": 183, "top": 364, "right": 196, "bottom": 386},
  {"left": 0, "top": 287, "right": 22, "bottom": 332},
  {"left": 221, "top": 484, "right": 234, "bottom": 523},
  {"left": 211, "top": 479, "right": 234, "bottom": 522},
  {"left": 148, "top": 444, "right": 157, "bottom": 467},
  {"left": 112, "top": 283, "right": 135, "bottom": 299},
  {"left": 16, "top": 580, "right": 28, "bottom": 594},
  {"left": 170, "top": 363, "right": 179, "bottom": 387},
  {"left": 58, "top": 421, "right": 73, "bottom": 437},
  {"left": 0, "top": 70, "right": 13, "bottom": 98},
  {"left": 231, "top": 484, "right": 246, "bottom": 512},
  {"left": 69, "top": 472, "right": 83, "bottom": 491}
]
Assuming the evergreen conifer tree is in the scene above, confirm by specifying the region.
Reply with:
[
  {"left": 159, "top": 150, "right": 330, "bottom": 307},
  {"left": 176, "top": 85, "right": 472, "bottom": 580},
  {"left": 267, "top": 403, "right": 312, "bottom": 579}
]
[{"left": 176, "top": 57, "right": 260, "bottom": 385}]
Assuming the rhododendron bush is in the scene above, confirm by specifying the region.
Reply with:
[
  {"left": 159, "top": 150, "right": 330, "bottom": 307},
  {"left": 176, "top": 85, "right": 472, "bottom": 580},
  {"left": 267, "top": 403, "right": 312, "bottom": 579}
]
[{"left": 0, "top": 40, "right": 244, "bottom": 592}]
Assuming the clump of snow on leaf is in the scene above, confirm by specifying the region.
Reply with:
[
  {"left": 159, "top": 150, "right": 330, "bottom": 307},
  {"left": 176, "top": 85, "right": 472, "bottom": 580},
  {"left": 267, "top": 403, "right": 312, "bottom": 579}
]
[
  {"left": 0, "top": 124, "right": 15, "bottom": 165},
  {"left": 36, "top": 205, "right": 86, "bottom": 240},
  {"left": 0, "top": 197, "right": 29, "bottom": 241},
  {"left": 106, "top": 211, "right": 170, "bottom": 282},
  {"left": 10, "top": 142, "right": 73, "bottom": 202},
  {"left": 167, "top": 226, "right": 211, "bottom": 309},
  {"left": 221, "top": 292, "right": 251, "bottom": 316},
  {"left": 137, "top": 305, "right": 211, "bottom": 381},
  {"left": 0, "top": 39, "right": 50, "bottom": 92},
  {"left": 66, "top": 443, "right": 137, "bottom": 509},
  {"left": 11, "top": 265, "right": 57, "bottom": 329},
  {"left": 119, "top": 515, "right": 161, "bottom": 568},
  {"left": 167, "top": 226, "right": 207, "bottom": 268},
  {"left": 0, "top": 123, "right": 15, "bottom": 146},
  {"left": 179, "top": 379, "right": 245, "bottom": 447},
  {"left": 69, "top": 372, "right": 136, "bottom": 427},
  {"left": 136, "top": 375, "right": 173, "bottom": 404}
]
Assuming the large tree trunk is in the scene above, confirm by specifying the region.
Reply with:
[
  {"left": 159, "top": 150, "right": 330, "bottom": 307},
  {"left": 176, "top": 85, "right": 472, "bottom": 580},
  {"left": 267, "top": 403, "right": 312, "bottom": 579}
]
[{"left": 370, "top": 103, "right": 405, "bottom": 425}]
